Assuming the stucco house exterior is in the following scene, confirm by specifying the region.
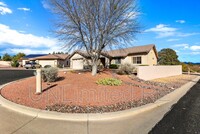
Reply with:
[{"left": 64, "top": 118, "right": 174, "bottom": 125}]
[
  {"left": 108, "top": 44, "right": 158, "bottom": 66},
  {"left": 69, "top": 44, "right": 158, "bottom": 69},
  {"left": 69, "top": 51, "right": 110, "bottom": 69},
  {"left": 20, "top": 54, "right": 47, "bottom": 66},
  {"left": 28, "top": 54, "right": 70, "bottom": 67}
]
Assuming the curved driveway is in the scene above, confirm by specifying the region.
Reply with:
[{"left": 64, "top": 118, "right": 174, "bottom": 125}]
[{"left": 0, "top": 69, "right": 35, "bottom": 85}]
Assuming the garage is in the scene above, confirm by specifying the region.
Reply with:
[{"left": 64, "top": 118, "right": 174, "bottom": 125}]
[
  {"left": 72, "top": 59, "right": 84, "bottom": 69},
  {"left": 38, "top": 60, "right": 56, "bottom": 67}
]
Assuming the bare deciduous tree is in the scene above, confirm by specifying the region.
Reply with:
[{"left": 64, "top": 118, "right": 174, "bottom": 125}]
[{"left": 50, "top": 0, "right": 140, "bottom": 75}]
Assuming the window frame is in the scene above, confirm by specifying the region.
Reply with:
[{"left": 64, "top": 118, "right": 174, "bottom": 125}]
[{"left": 132, "top": 56, "right": 142, "bottom": 64}]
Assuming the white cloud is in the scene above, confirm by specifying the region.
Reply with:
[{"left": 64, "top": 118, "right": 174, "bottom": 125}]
[
  {"left": 191, "top": 52, "right": 200, "bottom": 55},
  {"left": 0, "top": 2, "right": 6, "bottom": 6},
  {"left": 145, "top": 24, "right": 200, "bottom": 38},
  {"left": 190, "top": 45, "right": 200, "bottom": 51},
  {"left": 17, "top": 7, "right": 30, "bottom": 11},
  {"left": 145, "top": 24, "right": 177, "bottom": 33},
  {"left": 176, "top": 20, "right": 186, "bottom": 24},
  {"left": 0, "top": 23, "right": 58, "bottom": 48},
  {"left": 6, "top": 45, "right": 63, "bottom": 55},
  {"left": 145, "top": 24, "right": 177, "bottom": 38},
  {"left": 173, "top": 44, "right": 189, "bottom": 49},
  {"left": 0, "top": 2, "right": 12, "bottom": 15},
  {"left": 42, "top": 0, "right": 51, "bottom": 10},
  {"left": 167, "top": 39, "right": 180, "bottom": 42},
  {"left": 174, "top": 50, "right": 179, "bottom": 53},
  {"left": 178, "top": 32, "right": 199, "bottom": 37}
]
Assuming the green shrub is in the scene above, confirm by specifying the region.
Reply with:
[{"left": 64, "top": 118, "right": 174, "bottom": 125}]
[
  {"left": 96, "top": 78, "right": 122, "bottom": 86},
  {"left": 42, "top": 67, "right": 58, "bottom": 82},
  {"left": 11, "top": 61, "right": 19, "bottom": 67},
  {"left": 117, "top": 63, "right": 135, "bottom": 75},
  {"left": 181, "top": 63, "right": 188, "bottom": 72},
  {"left": 109, "top": 64, "right": 118, "bottom": 69}
]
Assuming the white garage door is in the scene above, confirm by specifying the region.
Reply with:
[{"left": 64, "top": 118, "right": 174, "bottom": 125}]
[
  {"left": 72, "top": 59, "right": 83, "bottom": 69},
  {"left": 39, "top": 60, "right": 56, "bottom": 67}
]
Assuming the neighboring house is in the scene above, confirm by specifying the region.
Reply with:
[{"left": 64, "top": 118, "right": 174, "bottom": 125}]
[
  {"left": 20, "top": 54, "right": 47, "bottom": 66},
  {"left": 69, "top": 44, "right": 158, "bottom": 69},
  {"left": 30, "top": 54, "right": 70, "bottom": 67}
]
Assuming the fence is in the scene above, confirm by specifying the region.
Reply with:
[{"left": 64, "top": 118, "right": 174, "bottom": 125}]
[{"left": 137, "top": 65, "right": 182, "bottom": 80}]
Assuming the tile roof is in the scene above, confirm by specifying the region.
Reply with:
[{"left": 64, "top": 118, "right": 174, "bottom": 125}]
[
  {"left": 69, "top": 44, "right": 157, "bottom": 59},
  {"left": 30, "top": 54, "right": 69, "bottom": 60},
  {"left": 22, "top": 54, "right": 47, "bottom": 59},
  {"left": 106, "top": 44, "right": 156, "bottom": 57}
]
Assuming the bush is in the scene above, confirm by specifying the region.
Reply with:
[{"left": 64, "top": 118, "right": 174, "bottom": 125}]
[
  {"left": 44, "top": 65, "right": 51, "bottom": 68},
  {"left": 181, "top": 63, "right": 188, "bottom": 72},
  {"left": 42, "top": 67, "right": 58, "bottom": 82},
  {"left": 11, "top": 61, "right": 19, "bottom": 67},
  {"left": 96, "top": 78, "right": 122, "bottom": 86},
  {"left": 109, "top": 64, "right": 118, "bottom": 69},
  {"left": 117, "top": 63, "right": 135, "bottom": 75}
]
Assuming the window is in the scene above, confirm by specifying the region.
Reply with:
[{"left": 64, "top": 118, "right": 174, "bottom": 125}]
[
  {"left": 133, "top": 57, "right": 141, "bottom": 64},
  {"left": 115, "top": 58, "right": 121, "bottom": 64}
]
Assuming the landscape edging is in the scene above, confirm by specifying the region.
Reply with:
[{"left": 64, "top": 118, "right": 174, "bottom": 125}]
[{"left": 0, "top": 76, "right": 199, "bottom": 121}]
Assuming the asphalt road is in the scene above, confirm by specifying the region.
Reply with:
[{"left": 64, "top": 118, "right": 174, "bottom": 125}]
[
  {"left": 149, "top": 79, "right": 200, "bottom": 134},
  {"left": 0, "top": 70, "right": 35, "bottom": 85}
]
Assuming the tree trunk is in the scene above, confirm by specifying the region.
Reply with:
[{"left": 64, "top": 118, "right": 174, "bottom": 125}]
[{"left": 92, "top": 62, "right": 98, "bottom": 76}]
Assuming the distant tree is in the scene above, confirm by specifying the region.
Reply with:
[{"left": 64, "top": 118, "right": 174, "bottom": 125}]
[
  {"left": 158, "top": 48, "right": 180, "bottom": 65},
  {"left": 52, "top": 52, "right": 65, "bottom": 54},
  {"left": 49, "top": 0, "right": 140, "bottom": 75},
  {"left": 11, "top": 53, "right": 26, "bottom": 67},
  {"left": 2, "top": 53, "right": 12, "bottom": 61},
  {"left": 0, "top": 56, "right": 1, "bottom": 60}
]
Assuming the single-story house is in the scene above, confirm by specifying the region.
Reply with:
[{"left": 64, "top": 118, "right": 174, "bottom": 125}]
[
  {"left": 69, "top": 44, "right": 158, "bottom": 69},
  {"left": 20, "top": 54, "right": 47, "bottom": 66},
  {"left": 30, "top": 54, "right": 70, "bottom": 67}
]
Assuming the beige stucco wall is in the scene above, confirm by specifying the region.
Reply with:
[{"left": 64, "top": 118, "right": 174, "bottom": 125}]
[
  {"left": 22, "top": 60, "right": 29, "bottom": 66},
  {"left": 0, "top": 61, "right": 11, "bottom": 67},
  {"left": 146, "top": 49, "right": 157, "bottom": 66},
  {"left": 137, "top": 65, "right": 182, "bottom": 80},
  {"left": 70, "top": 53, "right": 110, "bottom": 69},
  {"left": 110, "top": 48, "right": 157, "bottom": 66},
  {"left": 37, "top": 60, "right": 58, "bottom": 67},
  {"left": 70, "top": 53, "right": 84, "bottom": 69}
]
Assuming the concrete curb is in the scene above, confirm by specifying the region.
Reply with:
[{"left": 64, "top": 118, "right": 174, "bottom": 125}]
[{"left": 0, "top": 76, "right": 199, "bottom": 122}]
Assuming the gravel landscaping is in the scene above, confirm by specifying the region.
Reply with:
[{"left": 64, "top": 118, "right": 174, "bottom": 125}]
[{"left": 0, "top": 70, "right": 197, "bottom": 113}]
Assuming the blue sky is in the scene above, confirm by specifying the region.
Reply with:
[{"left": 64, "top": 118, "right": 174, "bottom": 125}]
[{"left": 0, "top": 0, "right": 199, "bottom": 62}]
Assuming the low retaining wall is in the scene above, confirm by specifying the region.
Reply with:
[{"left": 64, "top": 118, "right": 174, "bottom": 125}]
[
  {"left": 0, "top": 61, "right": 11, "bottom": 67},
  {"left": 137, "top": 65, "right": 182, "bottom": 80}
]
